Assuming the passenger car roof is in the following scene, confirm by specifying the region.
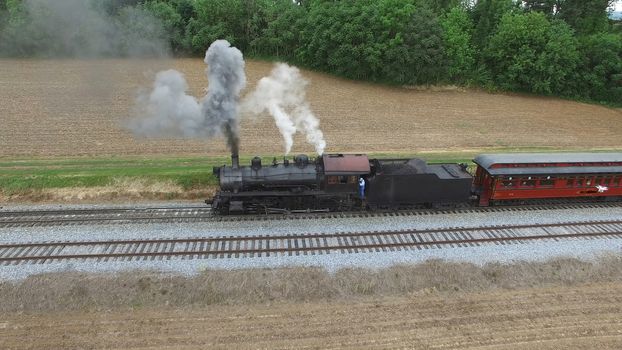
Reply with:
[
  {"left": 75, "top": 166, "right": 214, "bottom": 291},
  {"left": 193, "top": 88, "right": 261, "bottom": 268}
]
[{"left": 473, "top": 153, "right": 622, "bottom": 176}]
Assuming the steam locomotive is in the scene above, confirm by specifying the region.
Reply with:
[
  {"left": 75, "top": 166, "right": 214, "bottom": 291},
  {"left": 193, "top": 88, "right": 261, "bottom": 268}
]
[{"left": 210, "top": 153, "right": 622, "bottom": 214}]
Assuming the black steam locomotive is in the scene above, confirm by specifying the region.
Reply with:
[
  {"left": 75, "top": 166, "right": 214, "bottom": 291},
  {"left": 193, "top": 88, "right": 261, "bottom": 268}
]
[
  {"left": 211, "top": 152, "right": 622, "bottom": 214},
  {"left": 211, "top": 154, "right": 473, "bottom": 214}
]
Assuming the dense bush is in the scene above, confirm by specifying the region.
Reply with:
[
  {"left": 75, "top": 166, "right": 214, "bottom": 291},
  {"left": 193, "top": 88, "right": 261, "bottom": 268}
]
[
  {"left": 0, "top": 0, "right": 620, "bottom": 104},
  {"left": 297, "top": 0, "right": 445, "bottom": 84},
  {"left": 484, "top": 12, "right": 580, "bottom": 95},
  {"left": 575, "top": 32, "right": 622, "bottom": 102},
  {"left": 441, "top": 6, "right": 476, "bottom": 83}
]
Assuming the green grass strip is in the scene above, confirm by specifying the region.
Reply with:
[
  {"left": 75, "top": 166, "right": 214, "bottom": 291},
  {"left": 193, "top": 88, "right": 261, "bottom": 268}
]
[{"left": 2, "top": 147, "right": 621, "bottom": 194}]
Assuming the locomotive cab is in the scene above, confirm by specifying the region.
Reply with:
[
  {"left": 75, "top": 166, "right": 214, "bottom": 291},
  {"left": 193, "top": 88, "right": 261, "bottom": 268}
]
[{"left": 321, "top": 154, "right": 370, "bottom": 193}]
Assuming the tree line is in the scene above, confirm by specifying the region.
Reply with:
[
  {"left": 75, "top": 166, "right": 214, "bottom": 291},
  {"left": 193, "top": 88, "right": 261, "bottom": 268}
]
[{"left": 1, "top": 0, "right": 620, "bottom": 104}]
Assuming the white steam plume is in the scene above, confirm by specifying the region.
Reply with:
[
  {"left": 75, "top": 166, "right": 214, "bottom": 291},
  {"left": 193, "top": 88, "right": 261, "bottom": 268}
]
[
  {"left": 128, "top": 40, "right": 245, "bottom": 155},
  {"left": 242, "top": 63, "right": 326, "bottom": 155}
]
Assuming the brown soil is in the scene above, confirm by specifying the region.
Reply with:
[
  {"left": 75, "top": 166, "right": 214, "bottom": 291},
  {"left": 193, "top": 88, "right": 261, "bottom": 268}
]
[
  {"left": 1, "top": 252, "right": 621, "bottom": 348},
  {"left": 1, "top": 58, "right": 621, "bottom": 158},
  {"left": 2, "top": 283, "right": 621, "bottom": 349}
]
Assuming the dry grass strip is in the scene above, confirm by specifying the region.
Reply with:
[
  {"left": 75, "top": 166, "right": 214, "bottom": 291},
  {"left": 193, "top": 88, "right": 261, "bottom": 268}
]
[{"left": 1, "top": 255, "right": 621, "bottom": 312}]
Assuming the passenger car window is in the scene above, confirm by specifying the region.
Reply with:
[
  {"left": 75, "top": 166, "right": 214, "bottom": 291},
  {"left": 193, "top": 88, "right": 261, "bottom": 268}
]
[
  {"left": 500, "top": 180, "right": 514, "bottom": 188},
  {"left": 586, "top": 176, "right": 597, "bottom": 186},
  {"left": 603, "top": 176, "right": 613, "bottom": 185},
  {"left": 520, "top": 180, "right": 535, "bottom": 188},
  {"left": 576, "top": 177, "right": 585, "bottom": 187},
  {"left": 539, "top": 179, "right": 555, "bottom": 187}
]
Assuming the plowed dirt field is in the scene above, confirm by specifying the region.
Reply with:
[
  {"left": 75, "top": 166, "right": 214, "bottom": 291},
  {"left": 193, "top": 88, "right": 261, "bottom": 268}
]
[
  {"left": 2, "top": 283, "right": 621, "bottom": 349},
  {"left": 1, "top": 59, "right": 621, "bottom": 157}
]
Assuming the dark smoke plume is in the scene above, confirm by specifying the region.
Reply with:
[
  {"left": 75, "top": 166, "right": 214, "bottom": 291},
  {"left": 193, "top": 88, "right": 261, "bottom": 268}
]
[
  {"left": 202, "top": 40, "right": 246, "bottom": 156},
  {"left": 128, "top": 40, "right": 246, "bottom": 154}
]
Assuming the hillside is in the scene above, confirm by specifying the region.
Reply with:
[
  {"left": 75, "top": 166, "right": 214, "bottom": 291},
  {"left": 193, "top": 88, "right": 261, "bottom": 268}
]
[{"left": 1, "top": 58, "right": 621, "bottom": 158}]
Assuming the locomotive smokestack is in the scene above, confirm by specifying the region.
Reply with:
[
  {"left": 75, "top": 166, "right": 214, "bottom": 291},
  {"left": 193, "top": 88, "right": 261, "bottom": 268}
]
[{"left": 231, "top": 153, "right": 239, "bottom": 169}]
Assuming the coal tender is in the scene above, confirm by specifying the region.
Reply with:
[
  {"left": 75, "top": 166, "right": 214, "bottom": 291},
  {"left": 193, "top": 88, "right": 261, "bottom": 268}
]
[
  {"left": 365, "top": 158, "right": 472, "bottom": 209},
  {"left": 211, "top": 154, "right": 473, "bottom": 214}
]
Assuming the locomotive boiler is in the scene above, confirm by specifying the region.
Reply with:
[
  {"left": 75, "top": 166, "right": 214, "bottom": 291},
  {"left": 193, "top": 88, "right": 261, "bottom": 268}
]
[
  {"left": 212, "top": 154, "right": 368, "bottom": 214},
  {"left": 217, "top": 154, "right": 318, "bottom": 193}
]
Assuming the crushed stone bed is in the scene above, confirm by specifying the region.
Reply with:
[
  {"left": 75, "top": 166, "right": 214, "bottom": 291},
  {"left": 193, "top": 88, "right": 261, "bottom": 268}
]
[{"left": 0, "top": 205, "right": 621, "bottom": 280}]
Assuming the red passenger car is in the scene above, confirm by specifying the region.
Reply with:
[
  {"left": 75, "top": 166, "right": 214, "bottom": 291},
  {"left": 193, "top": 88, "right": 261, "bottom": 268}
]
[{"left": 472, "top": 153, "right": 622, "bottom": 206}]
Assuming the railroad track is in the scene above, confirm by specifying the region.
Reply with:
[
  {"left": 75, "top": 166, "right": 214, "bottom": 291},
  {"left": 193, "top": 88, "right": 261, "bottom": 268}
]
[
  {"left": 1, "top": 220, "right": 621, "bottom": 265},
  {"left": 0, "top": 206, "right": 213, "bottom": 227},
  {"left": 1, "top": 201, "right": 621, "bottom": 228}
]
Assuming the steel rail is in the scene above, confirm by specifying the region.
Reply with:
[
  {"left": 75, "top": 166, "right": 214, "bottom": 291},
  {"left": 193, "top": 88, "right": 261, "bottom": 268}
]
[
  {"left": 1, "top": 220, "right": 621, "bottom": 264},
  {"left": 1, "top": 202, "right": 621, "bottom": 228},
  {"left": 1, "top": 219, "right": 620, "bottom": 248},
  {"left": 0, "top": 205, "right": 210, "bottom": 217},
  {"left": 0, "top": 207, "right": 213, "bottom": 227},
  {"left": 0, "top": 215, "right": 212, "bottom": 226}
]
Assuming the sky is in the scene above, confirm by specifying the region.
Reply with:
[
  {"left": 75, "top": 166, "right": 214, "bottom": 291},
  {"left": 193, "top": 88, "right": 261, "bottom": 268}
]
[{"left": 614, "top": 1, "right": 622, "bottom": 11}]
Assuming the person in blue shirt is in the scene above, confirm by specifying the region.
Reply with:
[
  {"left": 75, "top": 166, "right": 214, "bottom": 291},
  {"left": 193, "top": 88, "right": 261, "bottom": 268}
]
[{"left": 358, "top": 177, "right": 366, "bottom": 200}]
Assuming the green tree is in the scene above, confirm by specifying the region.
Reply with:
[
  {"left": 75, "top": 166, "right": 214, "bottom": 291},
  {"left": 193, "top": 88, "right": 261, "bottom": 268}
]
[
  {"left": 575, "top": 33, "right": 622, "bottom": 102},
  {"left": 0, "top": 0, "right": 46, "bottom": 56},
  {"left": 143, "top": 2, "right": 184, "bottom": 53},
  {"left": 187, "top": 0, "right": 271, "bottom": 55},
  {"left": 142, "top": 0, "right": 197, "bottom": 54},
  {"left": 298, "top": 0, "right": 445, "bottom": 84},
  {"left": 115, "top": 6, "right": 171, "bottom": 57},
  {"left": 471, "top": 0, "right": 515, "bottom": 49},
  {"left": 250, "top": 0, "right": 304, "bottom": 58},
  {"left": 297, "top": 1, "right": 375, "bottom": 78},
  {"left": 417, "top": 0, "right": 464, "bottom": 14},
  {"left": 521, "top": 0, "right": 559, "bottom": 15},
  {"left": 0, "top": 0, "right": 7, "bottom": 35},
  {"left": 5, "top": 0, "right": 26, "bottom": 25},
  {"left": 485, "top": 12, "right": 579, "bottom": 95},
  {"left": 558, "top": 0, "right": 613, "bottom": 35},
  {"left": 441, "top": 6, "right": 475, "bottom": 83},
  {"left": 96, "top": 0, "right": 142, "bottom": 15},
  {"left": 382, "top": 2, "right": 446, "bottom": 84},
  {"left": 187, "top": 0, "right": 241, "bottom": 54}
]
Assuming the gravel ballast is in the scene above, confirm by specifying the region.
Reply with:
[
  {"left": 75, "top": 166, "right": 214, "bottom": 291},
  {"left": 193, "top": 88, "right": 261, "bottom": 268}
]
[{"left": 1, "top": 205, "right": 621, "bottom": 280}]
